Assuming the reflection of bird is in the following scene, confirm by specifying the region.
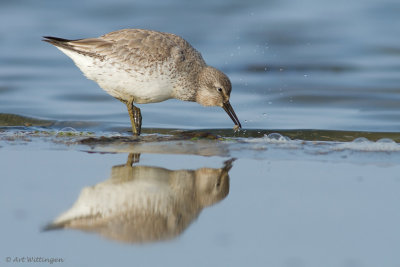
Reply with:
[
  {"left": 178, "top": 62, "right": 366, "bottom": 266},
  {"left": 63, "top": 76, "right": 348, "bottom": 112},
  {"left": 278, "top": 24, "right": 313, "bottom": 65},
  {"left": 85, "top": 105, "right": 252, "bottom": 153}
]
[
  {"left": 45, "top": 154, "right": 234, "bottom": 243},
  {"left": 43, "top": 29, "right": 241, "bottom": 135}
]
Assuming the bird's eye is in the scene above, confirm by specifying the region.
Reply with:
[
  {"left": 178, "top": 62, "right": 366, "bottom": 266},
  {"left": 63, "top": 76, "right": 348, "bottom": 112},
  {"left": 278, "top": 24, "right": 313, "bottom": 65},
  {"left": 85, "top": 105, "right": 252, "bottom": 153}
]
[{"left": 217, "top": 88, "right": 223, "bottom": 92}]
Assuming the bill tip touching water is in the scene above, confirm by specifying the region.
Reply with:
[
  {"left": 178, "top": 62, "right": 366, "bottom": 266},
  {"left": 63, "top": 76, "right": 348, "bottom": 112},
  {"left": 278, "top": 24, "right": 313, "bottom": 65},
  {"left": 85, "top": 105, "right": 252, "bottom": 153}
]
[{"left": 43, "top": 29, "right": 241, "bottom": 135}]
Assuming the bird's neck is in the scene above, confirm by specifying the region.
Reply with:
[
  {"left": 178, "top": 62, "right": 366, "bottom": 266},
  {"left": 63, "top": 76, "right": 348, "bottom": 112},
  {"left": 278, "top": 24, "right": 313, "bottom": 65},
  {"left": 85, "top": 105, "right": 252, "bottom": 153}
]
[{"left": 172, "top": 71, "right": 202, "bottom": 102}]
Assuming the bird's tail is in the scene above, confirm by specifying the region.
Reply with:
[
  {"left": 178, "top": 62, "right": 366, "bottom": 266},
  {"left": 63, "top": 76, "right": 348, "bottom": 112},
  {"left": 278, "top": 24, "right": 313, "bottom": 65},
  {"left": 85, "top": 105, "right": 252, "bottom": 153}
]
[
  {"left": 42, "top": 36, "right": 111, "bottom": 59},
  {"left": 42, "top": 36, "right": 81, "bottom": 51},
  {"left": 41, "top": 221, "right": 66, "bottom": 232}
]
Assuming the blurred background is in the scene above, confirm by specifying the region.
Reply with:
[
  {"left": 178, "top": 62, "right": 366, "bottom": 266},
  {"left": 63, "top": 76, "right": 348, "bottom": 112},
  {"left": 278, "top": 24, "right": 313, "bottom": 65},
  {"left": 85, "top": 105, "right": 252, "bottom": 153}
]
[
  {"left": 2, "top": 2, "right": 400, "bottom": 266},
  {"left": 1, "top": 0, "right": 400, "bottom": 131}
]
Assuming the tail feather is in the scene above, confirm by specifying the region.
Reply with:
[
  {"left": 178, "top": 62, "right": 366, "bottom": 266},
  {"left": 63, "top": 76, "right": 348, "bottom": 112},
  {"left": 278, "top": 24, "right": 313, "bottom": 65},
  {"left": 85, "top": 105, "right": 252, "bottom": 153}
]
[
  {"left": 42, "top": 36, "right": 81, "bottom": 51},
  {"left": 42, "top": 36, "right": 77, "bottom": 43},
  {"left": 42, "top": 36, "right": 109, "bottom": 59},
  {"left": 42, "top": 222, "right": 65, "bottom": 232}
]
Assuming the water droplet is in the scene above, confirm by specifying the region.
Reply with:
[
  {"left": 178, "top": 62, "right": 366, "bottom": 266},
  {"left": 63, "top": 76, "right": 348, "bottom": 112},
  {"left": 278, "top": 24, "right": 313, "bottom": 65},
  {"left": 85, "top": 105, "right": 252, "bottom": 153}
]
[
  {"left": 353, "top": 137, "right": 370, "bottom": 143},
  {"left": 264, "top": 133, "right": 291, "bottom": 142},
  {"left": 303, "top": 74, "right": 308, "bottom": 78},
  {"left": 59, "top": 127, "right": 77, "bottom": 132}
]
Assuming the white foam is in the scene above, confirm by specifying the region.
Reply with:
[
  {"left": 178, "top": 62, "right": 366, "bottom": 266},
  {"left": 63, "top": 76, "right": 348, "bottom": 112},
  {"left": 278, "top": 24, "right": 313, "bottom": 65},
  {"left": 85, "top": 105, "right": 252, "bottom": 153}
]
[
  {"left": 241, "top": 134, "right": 400, "bottom": 153},
  {"left": 334, "top": 138, "right": 400, "bottom": 152},
  {"left": 245, "top": 133, "right": 291, "bottom": 144}
]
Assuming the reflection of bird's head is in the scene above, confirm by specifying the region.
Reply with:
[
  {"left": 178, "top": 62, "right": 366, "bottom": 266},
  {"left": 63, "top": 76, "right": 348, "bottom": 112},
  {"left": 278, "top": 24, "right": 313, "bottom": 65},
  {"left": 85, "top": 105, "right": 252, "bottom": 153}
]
[{"left": 195, "top": 159, "right": 234, "bottom": 207}]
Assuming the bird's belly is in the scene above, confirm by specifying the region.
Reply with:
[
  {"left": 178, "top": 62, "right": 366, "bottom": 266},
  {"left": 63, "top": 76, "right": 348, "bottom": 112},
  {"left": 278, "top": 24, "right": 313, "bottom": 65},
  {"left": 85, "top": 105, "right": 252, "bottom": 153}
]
[
  {"left": 96, "top": 70, "right": 175, "bottom": 104},
  {"left": 59, "top": 48, "right": 175, "bottom": 104}
]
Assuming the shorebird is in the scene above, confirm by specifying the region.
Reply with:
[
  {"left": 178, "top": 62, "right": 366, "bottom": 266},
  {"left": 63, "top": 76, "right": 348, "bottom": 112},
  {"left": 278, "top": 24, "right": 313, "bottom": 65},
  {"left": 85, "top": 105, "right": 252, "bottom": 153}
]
[
  {"left": 43, "top": 29, "right": 241, "bottom": 135},
  {"left": 44, "top": 154, "right": 233, "bottom": 243}
]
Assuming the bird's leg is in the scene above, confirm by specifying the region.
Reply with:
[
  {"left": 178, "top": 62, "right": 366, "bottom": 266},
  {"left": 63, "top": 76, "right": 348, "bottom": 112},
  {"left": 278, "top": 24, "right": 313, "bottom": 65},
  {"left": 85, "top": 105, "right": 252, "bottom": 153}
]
[
  {"left": 126, "top": 153, "right": 141, "bottom": 166},
  {"left": 133, "top": 105, "right": 142, "bottom": 135},
  {"left": 126, "top": 97, "right": 142, "bottom": 136}
]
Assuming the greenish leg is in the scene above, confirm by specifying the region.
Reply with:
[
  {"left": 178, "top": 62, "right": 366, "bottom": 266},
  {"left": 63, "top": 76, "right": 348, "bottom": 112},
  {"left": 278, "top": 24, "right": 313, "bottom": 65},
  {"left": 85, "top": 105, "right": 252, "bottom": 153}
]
[{"left": 126, "top": 97, "right": 142, "bottom": 136}]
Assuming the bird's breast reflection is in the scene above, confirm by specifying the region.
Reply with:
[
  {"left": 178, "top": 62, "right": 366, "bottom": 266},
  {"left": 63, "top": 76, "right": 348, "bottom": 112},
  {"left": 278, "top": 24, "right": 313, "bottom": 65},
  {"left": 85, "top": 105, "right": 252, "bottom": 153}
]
[{"left": 45, "top": 154, "right": 234, "bottom": 243}]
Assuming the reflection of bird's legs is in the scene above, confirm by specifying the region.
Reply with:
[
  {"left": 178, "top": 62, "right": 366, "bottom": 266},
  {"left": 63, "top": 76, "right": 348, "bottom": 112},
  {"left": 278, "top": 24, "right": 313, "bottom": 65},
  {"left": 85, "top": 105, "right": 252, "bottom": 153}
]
[
  {"left": 125, "top": 96, "right": 142, "bottom": 136},
  {"left": 126, "top": 153, "right": 141, "bottom": 166},
  {"left": 222, "top": 158, "right": 236, "bottom": 172}
]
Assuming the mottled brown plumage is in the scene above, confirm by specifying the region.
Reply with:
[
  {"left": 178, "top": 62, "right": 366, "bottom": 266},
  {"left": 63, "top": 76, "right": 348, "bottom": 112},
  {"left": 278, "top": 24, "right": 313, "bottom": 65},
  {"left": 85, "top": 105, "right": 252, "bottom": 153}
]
[{"left": 43, "top": 29, "right": 241, "bottom": 135}]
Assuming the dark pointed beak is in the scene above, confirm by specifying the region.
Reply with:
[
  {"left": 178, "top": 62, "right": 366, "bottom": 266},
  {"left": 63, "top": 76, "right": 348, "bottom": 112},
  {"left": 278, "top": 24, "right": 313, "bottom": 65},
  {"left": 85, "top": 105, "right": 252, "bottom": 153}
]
[{"left": 222, "top": 101, "right": 241, "bottom": 128}]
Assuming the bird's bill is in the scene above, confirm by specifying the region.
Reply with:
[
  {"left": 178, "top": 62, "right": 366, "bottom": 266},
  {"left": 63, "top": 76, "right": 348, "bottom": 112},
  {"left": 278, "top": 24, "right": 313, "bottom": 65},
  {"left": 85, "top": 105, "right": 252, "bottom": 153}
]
[{"left": 222, "top": 102, "right": 242, "bottom": 128}]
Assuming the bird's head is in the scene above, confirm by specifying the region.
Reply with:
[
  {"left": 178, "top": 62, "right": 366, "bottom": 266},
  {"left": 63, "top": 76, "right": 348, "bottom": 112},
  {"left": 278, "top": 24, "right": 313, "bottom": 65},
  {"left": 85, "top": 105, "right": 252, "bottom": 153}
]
[{"left": 196, "top": 66, "right": 241, "bottom": 128}]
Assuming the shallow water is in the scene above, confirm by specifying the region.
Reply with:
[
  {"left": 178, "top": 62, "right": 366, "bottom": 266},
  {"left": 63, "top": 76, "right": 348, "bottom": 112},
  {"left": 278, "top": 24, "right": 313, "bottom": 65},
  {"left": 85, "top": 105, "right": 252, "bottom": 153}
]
[
  {"left": 1, "top": 131, "right": 400, "bottom": 267},
  {"left": 1, "top": 0, "right": 400, "bottom": 266}
]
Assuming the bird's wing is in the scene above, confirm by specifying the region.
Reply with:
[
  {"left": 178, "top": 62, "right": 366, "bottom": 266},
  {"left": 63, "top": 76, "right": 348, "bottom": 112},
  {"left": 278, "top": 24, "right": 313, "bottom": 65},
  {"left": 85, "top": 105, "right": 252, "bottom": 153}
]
[
  {"left": 44, "top": 29, "right": 205, "bottom": 68},
  {"left": 100, "top": 29, "right": 204, "bottom": 66}
]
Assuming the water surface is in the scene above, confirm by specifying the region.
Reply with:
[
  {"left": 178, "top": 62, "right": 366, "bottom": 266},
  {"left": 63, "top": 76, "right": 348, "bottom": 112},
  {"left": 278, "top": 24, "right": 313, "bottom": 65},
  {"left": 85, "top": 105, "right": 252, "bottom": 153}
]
[
  {"left": 1, "top": 134, "right": 400, "bottom": 267},
  {"left": 1, "top": 0, "right": 400, "bottom": 131},
  {"left": 1, "top": 0, "right": 400, "bottom": 266}
]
